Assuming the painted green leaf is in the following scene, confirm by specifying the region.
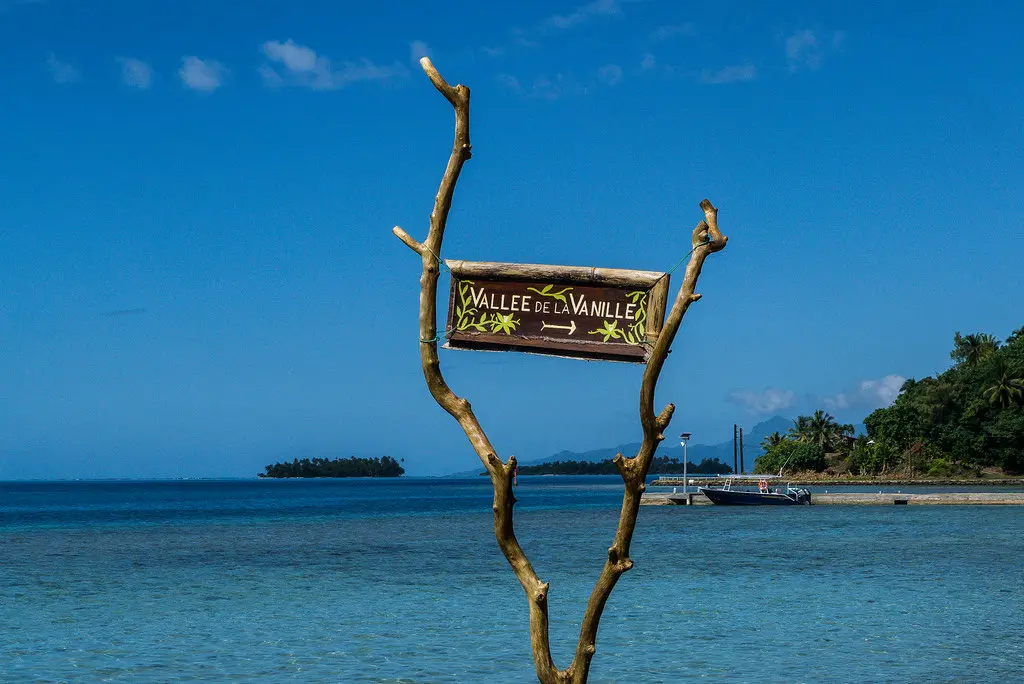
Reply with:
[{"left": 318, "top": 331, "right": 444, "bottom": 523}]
[
  {"left": 527, "top": 285, "right": 573, "bottom": 301},
  {"left": 588, "top": 320, "right": 622, "bottom": 342},
  {"left": 489, "top": 313, "right": 520, "bottom": 335}
]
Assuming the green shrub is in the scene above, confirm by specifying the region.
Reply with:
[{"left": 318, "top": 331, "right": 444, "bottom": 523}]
[
  {"left": 925, "top": 457, "right": 955, "bottom": 477},
  {"left": 754, "top": 440, "right": 827, "bottom": 474}
]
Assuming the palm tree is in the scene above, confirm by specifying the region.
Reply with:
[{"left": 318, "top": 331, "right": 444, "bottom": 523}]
[
  {"left": 838, "top": 421, "right": 856, "bottom": 443},
  {"left": 951, "top": 332, "right": 1001, "bottom": 366},
  {"left": 760, "top": 431, "right": 786, "bottom": 451},
  {"left": 983, "top": 366, "right": 1024, "bottom": 408},
  {"left": 977, "top": 333, "right": 1001, "bottom": 359},
  {"left": 917, "top": 377, "right": 955, "bottom": 425},
  {"left": 787, "top": 415, "right": 811, "bottom": 443},
  {"left": 807, "top": 409, "right": 844, "bottom": 452}
]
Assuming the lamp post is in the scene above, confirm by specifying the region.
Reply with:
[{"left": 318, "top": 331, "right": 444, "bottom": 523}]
[{"left": 680, "top": 432, "right": 692, "bottom": 493}]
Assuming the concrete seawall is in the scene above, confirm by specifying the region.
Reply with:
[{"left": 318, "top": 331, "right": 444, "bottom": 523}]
[
  {"left": 641, "top": 491, "right": 1024, "bottom": 506},
  {"left": 650, "top": 477, "right": 1024, "bottom": 487}
]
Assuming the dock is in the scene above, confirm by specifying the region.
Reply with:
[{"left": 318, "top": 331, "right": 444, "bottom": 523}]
[
  {"left": 650, "top": 477, "right": 1024, "bottom": 487},
  {"left": 641, "top": 491, "right": 1024, "bottom": 506}
]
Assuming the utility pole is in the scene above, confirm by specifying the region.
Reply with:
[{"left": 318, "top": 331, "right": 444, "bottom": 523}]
[
  {"left": 733, "top": 424, "right": 738, "bottom": 475},
  {"left": 680, "top": 432, "right": 692, "bottom": 493},
  {"left": 739, "top": 427, "right": 745, "bottom": 474}
]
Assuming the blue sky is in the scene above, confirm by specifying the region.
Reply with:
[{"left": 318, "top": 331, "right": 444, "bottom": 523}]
[{"left": 2, "top": 0, "right": 1022, "bottom": 478}]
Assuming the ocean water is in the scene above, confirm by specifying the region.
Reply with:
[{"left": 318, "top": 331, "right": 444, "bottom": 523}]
[{"left": 2, "top": 477, "right": 1022, "bottom": 683}]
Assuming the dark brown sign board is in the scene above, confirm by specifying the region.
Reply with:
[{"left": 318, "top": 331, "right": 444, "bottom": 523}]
[{"left": 443, "top": 260, "right": 670, "bottom": 363}]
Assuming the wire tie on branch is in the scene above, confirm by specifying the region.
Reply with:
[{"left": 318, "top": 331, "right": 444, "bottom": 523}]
[
  {"left": 627, "top": 236, "right": 713, "bottom": 351},
  {"left": 420, "top": 327, "right": 452, "bottom": 344},
  {"left": 424, "top": 245, "right": 451, "bottom": 274},
  {"left": 658, "top": 236, "right": 712, "bottom": 283},
  {"left": 422, "top": 249, "right": 453, "bottom": 344}
]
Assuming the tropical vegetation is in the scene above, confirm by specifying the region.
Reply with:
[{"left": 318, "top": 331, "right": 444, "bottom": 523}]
[
  {"left": 516, "top": 455, "right": 732, "bottom": 476},
  {"left": 755, "top": 326, "right": 1024, "bottom": 477},
  {"left": 259, "top": 456, "right": 405, "bottom": 478}
]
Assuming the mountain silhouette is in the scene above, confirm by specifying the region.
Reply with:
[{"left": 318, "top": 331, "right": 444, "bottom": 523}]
[
  {"left": 447, "top": 416, "right": 865, "bottom": 476},
  {"left": 522, "top": 416, "right": 794, "bottom": 471}
]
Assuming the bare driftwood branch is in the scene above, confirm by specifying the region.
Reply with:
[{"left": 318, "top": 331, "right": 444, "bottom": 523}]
[
  {"left": 393, "top": 58, "right": 728, "bottom": 684},
  {"left": 445, "top": 260, "right": 665, "bottom": 287},
  {"left": 570, "top": 199, "right": 727, "bottom": 681},
  {"left": 392, "top": 57, "right": 559, "bottom": 680}
]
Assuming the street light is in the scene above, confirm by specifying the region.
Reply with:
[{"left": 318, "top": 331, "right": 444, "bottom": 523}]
[{"left": 680, "top": 432, "right": 692, "bottom": 493}]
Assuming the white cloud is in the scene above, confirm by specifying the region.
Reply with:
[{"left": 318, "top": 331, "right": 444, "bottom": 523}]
[
  {"left": 822, "top": 375, "right": 906, "bottom": 412},
  {"left": 500, "top": 72, "right": 586, "bottom": 100},
  {"left": 598, "top": 64, "right": 622, "bottom": 86},
  {"left": 333, "top": 59, "right": 405, "bottom": 86},
  {"left": 46, "top": 53, "right": 78, "bottom": 83},
  {"left": 117, "top": 57, "right": 152, "bottom": 89},
  {"left": 649, "top": 24, "right": 693, "bottom": 42},
  {"left": 542, "top": 0, "right": 621, "bottom": 31},
  {"left": 531, "top": 73, "right": 586, "bottom": 99},
  {"left": 640, "top": 53, "right": 656, "bottom": 71},
  {"left": 785, "top": 29, "right": 844, "bottom": 72},
  {"left": 484, "top": 0, "right": 633, "bottom": 58},
  {"left": 785, "top": 29, "right": 819, "bottom": 71},
  {"left": 498, "top": 74, "right": 522, "bottom": 93},
  {"left": 508, "top": 27, "right": 540, "bottom": 49},
  {"left": 701, "top": 63, "right": 756, "bottom": 84},
  {"left": 264, "top": 40, "right": 318, "bottom": 72},
  {"left": 409, "top": 40, "right": 431, "bottom": 65},
  {"left": 179, "top": 56, "right": 226, "bottom": 92},
  {"left": 728, "top": 388, "right": 797, "bottom": 415},
  {"left": 260, "top": 39, "right": 405, "bottom": 90}
]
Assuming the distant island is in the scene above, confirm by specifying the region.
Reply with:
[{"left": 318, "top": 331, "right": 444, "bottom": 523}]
[
  {"left": 259, "top": 456, "right": 405, "bottom": 478},
  {"left": 514, "top": 455, "right": 732, "bottom": 476}
]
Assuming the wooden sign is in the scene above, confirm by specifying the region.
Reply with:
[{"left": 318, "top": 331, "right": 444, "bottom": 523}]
[{"left": 443, "top": 260, "right": 670, "bottom": 363}]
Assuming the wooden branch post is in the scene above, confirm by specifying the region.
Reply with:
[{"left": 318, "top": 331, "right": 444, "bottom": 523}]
[{"left": 393, "top": 59, "right": 728, "bottom": 684}]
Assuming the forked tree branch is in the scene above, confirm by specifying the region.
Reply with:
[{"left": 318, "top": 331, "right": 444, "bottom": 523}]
[
  {"left": 392, "top": 57, "right": 559, "bottom": 681},
  {"left": 569, "top": 201, "right": 727, "bottom": 681},
  {"left": 393, "top": 59, "right": 728, "bottom": 684}
]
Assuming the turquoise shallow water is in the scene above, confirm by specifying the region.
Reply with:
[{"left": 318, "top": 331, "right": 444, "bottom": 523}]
[{"left": 2, "top": 477, "right": 1022, "bottom": 682}]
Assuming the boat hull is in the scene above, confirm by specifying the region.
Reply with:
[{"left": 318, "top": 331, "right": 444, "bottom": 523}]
[{"left": 698, "top": 487, "right": 810, "bottom": 506}]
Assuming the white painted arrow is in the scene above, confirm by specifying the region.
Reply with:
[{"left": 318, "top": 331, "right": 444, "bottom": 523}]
[{"left": 541, "top": 320, "right": 576, "bottom": 335}]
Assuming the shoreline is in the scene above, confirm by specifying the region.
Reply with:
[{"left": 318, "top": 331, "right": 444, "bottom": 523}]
[
  {"left": 649, "top": 477, "right": 1024, "bottom": 487},
  {"left": 642, "top": 491, "right": 1024, "bottom": 506}
]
